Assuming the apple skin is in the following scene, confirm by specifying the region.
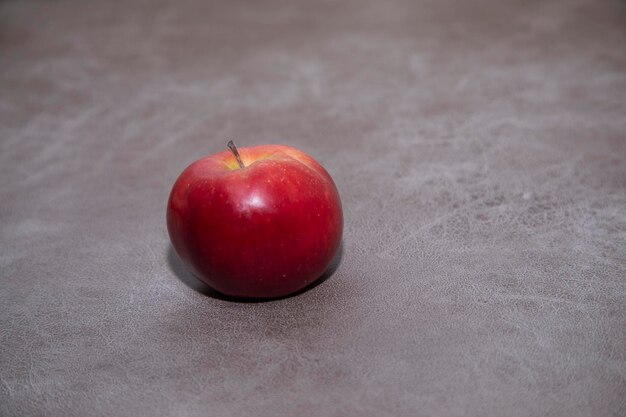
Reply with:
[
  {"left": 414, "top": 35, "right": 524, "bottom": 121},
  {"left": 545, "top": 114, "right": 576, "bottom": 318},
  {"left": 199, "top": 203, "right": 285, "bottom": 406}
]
[{"left": 167, "top": 144, "right": 343, "bottom": 299}]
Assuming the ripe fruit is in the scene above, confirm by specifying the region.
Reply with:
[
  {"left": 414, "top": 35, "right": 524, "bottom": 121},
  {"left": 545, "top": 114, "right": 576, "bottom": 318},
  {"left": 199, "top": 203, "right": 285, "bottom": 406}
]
[{"left": 167, "top": 142, "right": 343, "bottom": 298}]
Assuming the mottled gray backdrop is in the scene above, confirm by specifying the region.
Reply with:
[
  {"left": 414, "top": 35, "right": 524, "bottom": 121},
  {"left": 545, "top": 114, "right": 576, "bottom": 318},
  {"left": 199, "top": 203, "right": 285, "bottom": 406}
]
[{"left": 1, "top": 0, "right": 625, "bottom": 416}]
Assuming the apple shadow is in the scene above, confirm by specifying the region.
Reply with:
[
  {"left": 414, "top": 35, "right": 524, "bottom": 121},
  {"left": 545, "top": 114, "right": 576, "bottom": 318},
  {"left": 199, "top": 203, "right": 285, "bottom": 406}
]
[{"left": 165, "top": 242, "right": 344, "bottom": 303}]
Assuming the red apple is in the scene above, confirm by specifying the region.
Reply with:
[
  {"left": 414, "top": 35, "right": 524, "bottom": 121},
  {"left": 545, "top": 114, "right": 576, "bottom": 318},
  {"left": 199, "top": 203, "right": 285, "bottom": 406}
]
[{"left": 167, "top": 142, "right": 343, "bottom": 299}]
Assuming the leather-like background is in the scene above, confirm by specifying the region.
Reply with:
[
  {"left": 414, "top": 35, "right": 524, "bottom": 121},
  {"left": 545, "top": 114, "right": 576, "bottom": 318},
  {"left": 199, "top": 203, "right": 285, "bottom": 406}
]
[{"left": 1, "top": 0, "right": 625, "bottom": 416}]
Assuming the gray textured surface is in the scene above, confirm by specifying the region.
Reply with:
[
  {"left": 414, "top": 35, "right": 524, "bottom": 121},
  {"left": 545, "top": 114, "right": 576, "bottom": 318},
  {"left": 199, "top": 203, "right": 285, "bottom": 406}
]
[{"left": 1, "top": 0, "right": 626, "bottom": 416}]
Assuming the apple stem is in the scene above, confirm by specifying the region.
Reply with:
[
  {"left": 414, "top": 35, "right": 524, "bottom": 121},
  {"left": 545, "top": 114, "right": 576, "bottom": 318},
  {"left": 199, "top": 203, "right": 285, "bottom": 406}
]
[{"left": 227, "top": 140, "right": 245, "bottom": 169}]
